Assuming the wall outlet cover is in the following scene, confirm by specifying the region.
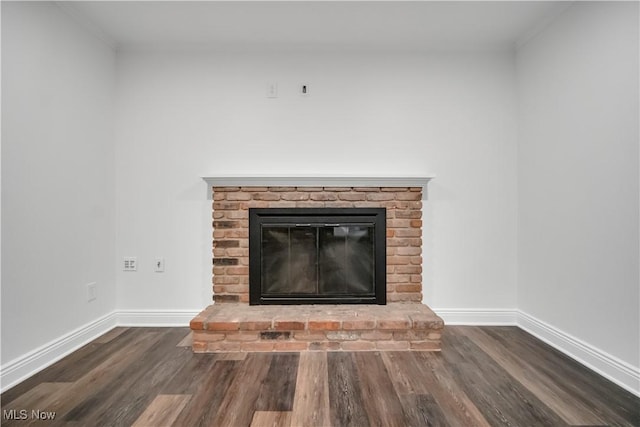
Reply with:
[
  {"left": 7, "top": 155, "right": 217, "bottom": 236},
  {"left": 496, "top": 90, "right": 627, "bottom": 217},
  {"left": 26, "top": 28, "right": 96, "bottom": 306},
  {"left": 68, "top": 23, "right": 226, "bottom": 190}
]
[
  {"left": 124, "top": 257, "right": 137, "bottom": 271},
  {"left": 87, "top": 282, "right": 96, "bottom": 302}
]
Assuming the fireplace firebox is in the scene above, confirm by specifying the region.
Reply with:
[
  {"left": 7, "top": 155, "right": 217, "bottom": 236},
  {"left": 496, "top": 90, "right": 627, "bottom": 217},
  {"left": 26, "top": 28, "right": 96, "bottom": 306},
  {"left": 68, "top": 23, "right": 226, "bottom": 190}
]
[{"left": 249, "top": 208, "right": 386, "bottom": 305}]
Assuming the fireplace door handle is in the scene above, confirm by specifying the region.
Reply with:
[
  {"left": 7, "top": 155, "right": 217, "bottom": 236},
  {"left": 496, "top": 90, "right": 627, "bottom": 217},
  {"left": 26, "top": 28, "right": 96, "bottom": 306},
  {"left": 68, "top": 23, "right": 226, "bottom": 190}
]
[
  {"left": 324, "top": 224, "right": 341, "bottom": 227},
  {"left": 295, "top": 224, "right": 312, "bottom": 227}
]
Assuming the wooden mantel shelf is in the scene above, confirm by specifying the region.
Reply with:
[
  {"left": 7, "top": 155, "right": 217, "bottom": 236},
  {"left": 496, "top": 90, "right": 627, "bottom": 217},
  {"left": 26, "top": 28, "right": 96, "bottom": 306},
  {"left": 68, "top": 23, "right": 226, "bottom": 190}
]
[{"left": 202, "top": 175, "right": 434, "bottom": 199}]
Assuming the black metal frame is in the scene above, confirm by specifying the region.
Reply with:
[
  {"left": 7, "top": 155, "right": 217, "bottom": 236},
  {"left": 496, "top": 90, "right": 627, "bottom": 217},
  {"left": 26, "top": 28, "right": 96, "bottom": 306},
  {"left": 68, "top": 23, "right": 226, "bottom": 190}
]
[{"left": 249, "top": 208, "right": 386, "bottom": 305}]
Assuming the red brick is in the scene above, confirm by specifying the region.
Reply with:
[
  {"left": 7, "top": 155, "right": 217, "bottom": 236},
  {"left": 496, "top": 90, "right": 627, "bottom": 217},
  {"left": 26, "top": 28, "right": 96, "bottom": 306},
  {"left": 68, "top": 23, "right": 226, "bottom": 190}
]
[
  {"left": 269, "top": 201, "right": 296, "bottom": 208},
  {"left": 341, "top": 341, "right": 376, "bottom": 351},
  {"left": 294, "top": 331, "right": 328, "bottom": 341},
  {"left": 193, "top": 332, "right": 226, "bottom": 342},
  {"left": 392, "top": 330, "right": 431, "bottom": 341},
  {"left": 377, "top": 319, "right": 411, "bottom": 329},
  {"left": 396, "top": 284, "right": 422, "bottom": 293},
  {"left": 387, "top": 292, "right": 422, "bottom": 302},
  {"left": 387, "top": 274, "right": 410, "bottom": 283},
  {"left": 241, "top": 342, "right": 275, "bottom": 351},
  {"left": 282, "top": 192, "right": 309, "bottom": 201},
  {"left": 428, "top": 332, "right": 442, "bottom": 340},
  {"left": 386, "top": 238, "right": 410, "bottom": 247},
  {"left": 342, "top": 319, "right": 376, "bottom": 330},
  {"left": 395, "top": 265, "right": 422, "bottom": 274},
  {"left": 410, "top": 220, "right": 423, "bottom": 228},
  {"left": 223, "top": 210, "right": 249, "bottom": 219},
  {"left": 274, "top": 342, "right": 309, "bottom": 351},
  {"left": 387, "top": 256, "right": 410, "bottom": 265},
  {"left": 338, "top": 193, "right": 366, "bottom": 201},
  {"left": 240, "top": 201, "right": 270, "bottom": 209},
  {"left": 192, "top": 341, "right": 207, "bottom": 352},
  {"left": 226, "top": 266, "right": 249, "bottom": 275},
  {"left": 310, "top": 193, "right": 338, "bottom": 201},
  {"left": 296, "top": 201, "right": 325, "bottom": 208},
  {"left": 395, "top": 210, "right": 422, "bottom": 219},
  {"left": 239, "top": 321, "right": 273, "bottom": 330},
  {"left": 326, "top": 331, "right": 361, "bottom": 341},
  {"left": 213, "top": 202, "right": 240, "bottom": 210},
  {"left": 376, "top": 341, "right": 410, "bottom": 350},
  {"left": 226, "top": 248, "right": 249, "bottom": 257},
  {"left": 360, "top": 331, "right": 393, "bottom": 340},
  {"left": 213, "top": 275, "right": 240, "bottom": 284},
  {"left": 323, "top": 201, "right": 356, "bottom": 208},
  {"left": 309, "top": 341, "right": 341, "bottom": 350},
  {"left": 395, "top": 192, "right": 422, "bottom": 201},
  {"left": 387, "top": 219, "right": 411, "bottom": 228},
  {"left": 253, "top": 193, "right": 281, "bottom": 201},
  {"left": 308, "top": 320, "right": 341, "bottom": 330},
  {"left": 207, "top": 341, "right": 242, "bottom": 352},
  {"left": 397, "top": 246, "right": 421, "bottom": 256},
  {"left": 206, "top": 322, "right": 239, "bottom": 331},
  {"left": 214, "top": 294, "right": 236, "bottom": 304},
  {"left": 354, "top": 201, "right": 383, "bottom": 208},
  {"left": 243, "top": 187, "right": 268, "bottom": 192},
  {"left": 274, "top": 320, "right": 306, "bottom": 330},
  {"left": 224, "top": 229, "right": 249, "bottom": 238},
  {"left": 190, "top": 316, "right": 205, "bottom": 330},
  {"left": 366, "top": 193, "right": 395, "bottom": 201},
  {"left": 322, "top": 187, "right": 350, "bottom": 192},
  {"left": 268, "top": 187, "right": 296, "bottom": 192},
  {"left": 395, "top": 229, "right": 422, "bottom": 238},
  {"left": 225, "top": 332, "right": 259, "bottom": 342},
  {"left": 226, "top": 192, "right": 251, "bottom": 201}
]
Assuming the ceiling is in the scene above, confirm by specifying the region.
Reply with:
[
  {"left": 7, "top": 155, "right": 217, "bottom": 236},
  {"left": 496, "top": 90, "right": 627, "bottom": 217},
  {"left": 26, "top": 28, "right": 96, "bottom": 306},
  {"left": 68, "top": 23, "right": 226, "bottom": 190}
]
[{"left": 62, "top": 1, "right": 568, "bottom": 51}]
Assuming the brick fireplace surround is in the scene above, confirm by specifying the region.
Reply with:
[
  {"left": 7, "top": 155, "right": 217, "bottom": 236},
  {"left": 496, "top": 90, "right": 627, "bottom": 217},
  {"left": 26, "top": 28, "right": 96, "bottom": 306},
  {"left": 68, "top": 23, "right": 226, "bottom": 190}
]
[{"left": 190, "top": 182, "right": 444, "bottom": 352}]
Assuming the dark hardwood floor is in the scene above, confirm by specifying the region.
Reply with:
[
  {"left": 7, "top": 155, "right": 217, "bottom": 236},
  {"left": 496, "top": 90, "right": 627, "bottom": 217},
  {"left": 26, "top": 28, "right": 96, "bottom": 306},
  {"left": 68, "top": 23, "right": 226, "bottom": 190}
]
[{"left": 1, "top": 326, "right": 638, "bottom": 426}]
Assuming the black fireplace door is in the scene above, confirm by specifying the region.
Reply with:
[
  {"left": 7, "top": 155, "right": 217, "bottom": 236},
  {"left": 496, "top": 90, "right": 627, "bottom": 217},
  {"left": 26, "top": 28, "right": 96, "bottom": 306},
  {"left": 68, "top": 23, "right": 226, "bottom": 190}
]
[{"left": 249, "top": 208, "right": 386, "bottom": 305}]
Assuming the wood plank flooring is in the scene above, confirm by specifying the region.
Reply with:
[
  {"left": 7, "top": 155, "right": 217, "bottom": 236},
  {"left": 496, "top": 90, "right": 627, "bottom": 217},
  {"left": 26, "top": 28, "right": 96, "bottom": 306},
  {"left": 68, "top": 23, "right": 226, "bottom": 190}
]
[{"left": 1, "top": 326, "right": 638, "bottom": 426}]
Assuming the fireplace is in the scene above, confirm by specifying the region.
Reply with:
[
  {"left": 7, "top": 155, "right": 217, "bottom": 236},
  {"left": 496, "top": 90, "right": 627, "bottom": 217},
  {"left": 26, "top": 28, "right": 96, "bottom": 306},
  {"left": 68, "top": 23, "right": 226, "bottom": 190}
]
[
  {"left": 191, "top": 180, "right": 445, "bottom": 354},
  {"left": 207, "top": 184, "right": 426, "bottom": 304},
  {"left": 249, "top": 208, "right": 386, "bottom": 305}
]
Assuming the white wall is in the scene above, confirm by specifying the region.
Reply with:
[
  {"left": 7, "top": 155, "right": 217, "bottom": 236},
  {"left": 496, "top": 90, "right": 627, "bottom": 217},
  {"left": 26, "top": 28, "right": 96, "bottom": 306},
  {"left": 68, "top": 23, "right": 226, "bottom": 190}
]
[
  {"left": 114, "top": 50, "right": 518, "bottom": 312},
  {"left": 517, "top": 2, "right": 639, "bottom": 369},
  {"left": 1, "top": 2, "right": 116, "bottom": 364}
]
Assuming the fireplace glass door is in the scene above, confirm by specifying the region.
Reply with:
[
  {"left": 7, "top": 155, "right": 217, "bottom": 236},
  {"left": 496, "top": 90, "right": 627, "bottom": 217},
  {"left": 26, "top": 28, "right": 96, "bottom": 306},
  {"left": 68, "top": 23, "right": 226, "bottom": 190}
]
[{"left": 249, "top": 208, "right": 386, "bottom": 305}]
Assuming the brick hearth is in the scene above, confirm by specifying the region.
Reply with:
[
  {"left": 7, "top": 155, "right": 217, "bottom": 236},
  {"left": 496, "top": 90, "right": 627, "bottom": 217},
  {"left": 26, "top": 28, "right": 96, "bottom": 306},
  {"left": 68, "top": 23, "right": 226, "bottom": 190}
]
[
  {"left": 191, "top": 303, "right": 443, "bottom": 352},
  {"left": 191, "top": 184, "right": 444, "bottom": 352}
]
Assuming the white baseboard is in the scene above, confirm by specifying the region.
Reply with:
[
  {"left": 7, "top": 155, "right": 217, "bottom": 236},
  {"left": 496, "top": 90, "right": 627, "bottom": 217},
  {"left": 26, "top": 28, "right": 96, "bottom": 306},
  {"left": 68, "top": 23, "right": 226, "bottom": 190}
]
[
  {"left": 517, "top": 310, "right": 640, "bottom": 397},
  {"left": 0, "top": 309, "right": 200, "bottom": 393},
  {"left": 433, "top": 308, "right": 518, "bottom": 325},
  {"left": 116, "top": 309, "right": 200, "bottom": 326},
  {"left": 0, "top": 311, "right": 118, "bottom": 393}
]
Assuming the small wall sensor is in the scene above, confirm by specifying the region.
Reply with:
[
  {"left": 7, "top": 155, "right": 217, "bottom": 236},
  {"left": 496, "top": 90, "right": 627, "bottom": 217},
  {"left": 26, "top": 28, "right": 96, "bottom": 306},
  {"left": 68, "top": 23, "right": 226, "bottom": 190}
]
[{"left": 300, "top": 83, "right": 310, "bottom": 96}]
